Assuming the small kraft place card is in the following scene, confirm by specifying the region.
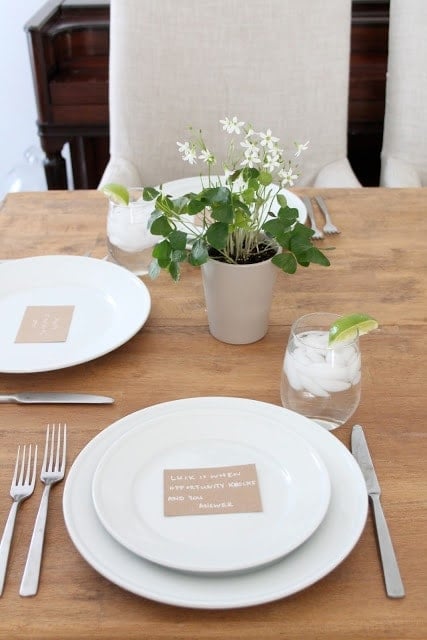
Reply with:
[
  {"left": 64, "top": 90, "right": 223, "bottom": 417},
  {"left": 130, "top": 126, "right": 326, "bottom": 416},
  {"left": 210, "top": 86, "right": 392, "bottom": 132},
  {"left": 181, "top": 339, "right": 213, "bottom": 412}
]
[
  {"left": 15, "top": 305, "right": 75, "bottom": 343},
  {"left": 164, "top": 463, "right": 263, "bottom": 516}
]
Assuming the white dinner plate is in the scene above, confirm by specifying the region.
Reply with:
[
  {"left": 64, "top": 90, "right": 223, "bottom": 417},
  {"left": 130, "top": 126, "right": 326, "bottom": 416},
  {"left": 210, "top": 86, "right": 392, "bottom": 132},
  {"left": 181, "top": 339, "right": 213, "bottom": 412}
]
[
  {"left": 161, "top": 175, "right": 307, "bottom": 224},
  {"left": 92, "top": 406, "right": 331, "bottom": 573},
  {"left": 63, "top": 397, "right": 368, "bottom": 609},
  {"left": 0, "top": 255, "right": 151, "bottom": 373}
]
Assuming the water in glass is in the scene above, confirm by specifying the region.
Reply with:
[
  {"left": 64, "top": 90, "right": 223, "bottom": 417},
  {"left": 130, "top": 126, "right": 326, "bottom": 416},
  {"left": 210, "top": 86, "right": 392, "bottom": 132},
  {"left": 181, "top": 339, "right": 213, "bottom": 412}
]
[
  {"left": 280, "top": 313, "right": 361, "bottom": 430},
  {"left": 106, "top": 188, "right": 157, "bottom": 275}
]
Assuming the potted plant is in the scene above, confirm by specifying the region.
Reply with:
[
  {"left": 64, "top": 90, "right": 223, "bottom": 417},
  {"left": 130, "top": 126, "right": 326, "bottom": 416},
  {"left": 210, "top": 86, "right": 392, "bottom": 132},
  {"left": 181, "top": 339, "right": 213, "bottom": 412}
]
[{"left": 106, "top": 117, "right": 330, "bottom": 344}]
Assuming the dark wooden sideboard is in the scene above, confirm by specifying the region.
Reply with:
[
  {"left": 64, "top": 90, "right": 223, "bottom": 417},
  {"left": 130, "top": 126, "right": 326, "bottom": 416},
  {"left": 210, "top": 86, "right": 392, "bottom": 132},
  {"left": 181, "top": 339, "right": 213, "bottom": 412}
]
[
  {"left": 25, "top": 0, "right": 109, "bottom": 190},
  {"left": 25, "top": 0, "right": 389, "bottom": 189}
]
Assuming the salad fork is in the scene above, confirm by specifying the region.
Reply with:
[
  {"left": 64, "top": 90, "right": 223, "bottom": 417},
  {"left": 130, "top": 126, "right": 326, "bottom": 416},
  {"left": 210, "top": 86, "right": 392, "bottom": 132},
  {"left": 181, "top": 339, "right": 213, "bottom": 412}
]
[
  {"left": 20, "top": 424, "right": 67, "bottom": 597},
  {"left": 315, "top": 195, "right": 340, "bottom": 234},
  {"left": 0, "top": 445, "right": 38, "bottom": 595}
]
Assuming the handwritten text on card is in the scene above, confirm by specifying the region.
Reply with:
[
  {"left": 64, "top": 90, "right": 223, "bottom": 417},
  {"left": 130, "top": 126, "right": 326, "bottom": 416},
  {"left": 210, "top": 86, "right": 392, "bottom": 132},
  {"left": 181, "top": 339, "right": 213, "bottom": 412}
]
[{"left": 163, "top": 464, "right": 262, "bottom": 516}]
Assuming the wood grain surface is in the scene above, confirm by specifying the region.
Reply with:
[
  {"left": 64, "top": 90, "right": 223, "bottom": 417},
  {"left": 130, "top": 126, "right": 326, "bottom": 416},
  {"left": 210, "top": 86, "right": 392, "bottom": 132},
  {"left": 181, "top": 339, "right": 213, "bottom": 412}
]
[{"left": 0, "top": 188, "right": 425, "bottom": 639}]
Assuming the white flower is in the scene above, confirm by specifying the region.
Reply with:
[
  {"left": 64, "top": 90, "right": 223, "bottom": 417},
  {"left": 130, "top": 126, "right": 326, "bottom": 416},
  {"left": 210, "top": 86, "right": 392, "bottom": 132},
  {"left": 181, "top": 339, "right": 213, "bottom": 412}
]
[
  {"left": 177, "top": 140, "right": 197, "bottom": 164},
  {"left": 177, "top": 141, "right": 190, "bottom": 154},
  {"left": 184, "top": 148, "right": 197, "bottom": 165},
  {"left": 241, "top": 148, "right": 261, "bottom": 168},
  {"left": 220, "top": 116, "right": 245, "bottom": 134},
  {"left": 263, "top": 153, "right": 281, "bottom": 172},
  {"left": 279, "top": 167, "right": 299, "bottom": 187},
  {"left": 259, "top": 129, "right": 280, "bottom": 149},
  {"left": 294, "top": 140, "right": 309, "bottom": 157},
  {"left": 240, "top": 138, "right": 258, "bottom": 153},
  {"left": 198, "top": 149, "right": 216, "bottom": 164}
]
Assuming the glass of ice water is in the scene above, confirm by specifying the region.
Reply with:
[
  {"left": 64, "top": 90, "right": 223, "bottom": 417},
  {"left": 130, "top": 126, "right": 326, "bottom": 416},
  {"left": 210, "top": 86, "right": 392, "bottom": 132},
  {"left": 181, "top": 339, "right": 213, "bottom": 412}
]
[
  {"left": 280, "top": 312, "right": 361, "bottom": 430},
  {"left": 106, "top": 188, "right": 157, "bottom": 275}
]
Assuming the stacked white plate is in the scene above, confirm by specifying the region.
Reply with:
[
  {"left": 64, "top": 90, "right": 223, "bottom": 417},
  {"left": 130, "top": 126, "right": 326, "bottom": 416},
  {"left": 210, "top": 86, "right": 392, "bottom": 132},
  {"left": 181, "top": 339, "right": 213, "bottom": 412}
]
[{"left": 63, "top": 397, "right": 368, "bottom": 609}]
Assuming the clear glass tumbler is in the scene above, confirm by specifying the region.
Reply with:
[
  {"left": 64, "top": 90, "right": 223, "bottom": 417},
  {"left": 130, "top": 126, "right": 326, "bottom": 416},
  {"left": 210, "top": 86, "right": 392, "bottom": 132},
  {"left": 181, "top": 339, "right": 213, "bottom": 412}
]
[
  {"left": 280, "top": 312, "right": 361, "bottom": 430},
  {"left": 106, "top": 188, "right": 157, "bottom": 275}
]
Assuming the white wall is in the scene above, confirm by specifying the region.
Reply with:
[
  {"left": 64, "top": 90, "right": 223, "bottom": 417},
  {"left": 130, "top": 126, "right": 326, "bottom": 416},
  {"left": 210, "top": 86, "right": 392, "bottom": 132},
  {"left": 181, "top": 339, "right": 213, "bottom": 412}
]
[{"left": 0, "top": 0, "right": 48, "bottom": 196}]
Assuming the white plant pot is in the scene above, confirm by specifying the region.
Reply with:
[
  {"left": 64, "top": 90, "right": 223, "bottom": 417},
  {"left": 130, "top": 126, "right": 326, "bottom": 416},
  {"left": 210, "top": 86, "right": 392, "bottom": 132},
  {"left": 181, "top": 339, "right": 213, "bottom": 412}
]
[{"left": 201, "top": 255, "right": 278, "bottom": 344}]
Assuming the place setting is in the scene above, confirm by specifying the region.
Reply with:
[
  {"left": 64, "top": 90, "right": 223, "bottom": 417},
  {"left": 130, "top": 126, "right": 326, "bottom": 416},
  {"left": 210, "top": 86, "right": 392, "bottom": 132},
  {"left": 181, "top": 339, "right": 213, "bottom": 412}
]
[
  {"left": 61, "top": 307, "right": 406, "bottom": 608},
  {"left": 63, "top": 396, "right": 369, "bottom": 609}
]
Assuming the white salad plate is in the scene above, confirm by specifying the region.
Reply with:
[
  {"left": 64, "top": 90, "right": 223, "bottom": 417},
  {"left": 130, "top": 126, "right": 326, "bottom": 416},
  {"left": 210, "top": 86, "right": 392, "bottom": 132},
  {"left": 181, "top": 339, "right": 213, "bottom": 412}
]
[
  {"left": 0, "top": 255, "right": 151, "bottom": 373},
  {"left": 92, "top": 403, "right": 331, "bottom": 573},
  {"left": 63, "top": 397, "right": 368, "bottom": 610},
  {"left": 161, "top": 175, "right": 307, "bottom": 224}
]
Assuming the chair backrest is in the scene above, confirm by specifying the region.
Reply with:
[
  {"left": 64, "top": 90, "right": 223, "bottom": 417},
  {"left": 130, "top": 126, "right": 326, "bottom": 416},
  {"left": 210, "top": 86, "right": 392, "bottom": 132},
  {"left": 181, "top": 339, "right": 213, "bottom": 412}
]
[
  {"left": 103, "top": 0, "right": 357, "bottom": 188},
  {"left": 381, "top": 0, "right": 427, "bottom": 186}
]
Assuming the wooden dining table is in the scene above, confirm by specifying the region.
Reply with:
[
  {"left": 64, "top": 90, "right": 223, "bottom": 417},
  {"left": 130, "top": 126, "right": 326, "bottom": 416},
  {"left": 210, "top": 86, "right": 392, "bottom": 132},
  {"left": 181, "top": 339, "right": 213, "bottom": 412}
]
[{"left": 0, "top": 188, "right": 425, "bottom": 639}]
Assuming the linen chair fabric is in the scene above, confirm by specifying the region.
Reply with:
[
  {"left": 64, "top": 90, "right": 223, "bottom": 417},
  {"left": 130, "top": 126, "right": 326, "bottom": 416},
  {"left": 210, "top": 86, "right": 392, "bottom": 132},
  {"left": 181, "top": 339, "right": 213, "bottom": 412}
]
[
  {"left": 380, "top": 0, "right": 427, "bottom": 187},
  {"left": 100, "top": 0, "right": 361, "bottom": 189}
]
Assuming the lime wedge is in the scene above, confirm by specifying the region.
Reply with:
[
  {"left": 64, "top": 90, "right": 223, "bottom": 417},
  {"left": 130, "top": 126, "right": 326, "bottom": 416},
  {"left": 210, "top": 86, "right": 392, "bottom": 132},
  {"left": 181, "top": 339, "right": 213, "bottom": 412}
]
[
  {"left": 328, "top": 313, "right": 378, "bottom": 345},
  {"left": 100, "top": 183, "right": 130, "bottom": 205}
]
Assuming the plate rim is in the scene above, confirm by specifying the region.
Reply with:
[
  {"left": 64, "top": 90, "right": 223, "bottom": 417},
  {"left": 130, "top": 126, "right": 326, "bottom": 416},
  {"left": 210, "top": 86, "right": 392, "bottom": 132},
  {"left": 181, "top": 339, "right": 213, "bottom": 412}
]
[
  {"left": 0, "top": 255, "right": 151, "bottom": 373},
  {"left": 63, "top": 397, "right": 368, "bottom": 609},
  {"left": 91, "top": 409, "right": 331, "bottom": 573}
]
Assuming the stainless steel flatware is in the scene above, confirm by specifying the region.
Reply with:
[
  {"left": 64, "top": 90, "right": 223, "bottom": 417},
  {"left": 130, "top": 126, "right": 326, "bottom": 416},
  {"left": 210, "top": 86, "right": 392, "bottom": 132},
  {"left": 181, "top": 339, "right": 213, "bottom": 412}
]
[
  {"left": 0, "top": 444, "right": 38, "bottom": 596},
  {"left": 302, "top": 197, "right": 323, "bottom": 239},
  {"left": 315, "top": 195, "right": 340, "bottom": 234},
  {"left": 351, "top": 424, "right": 405, "bottom": 598},
  {"left": 0, "top": 392, "right": 114, "bottom": 404},
  {"left": 20, "top": 424, "right": 67, "bottom": 597}
]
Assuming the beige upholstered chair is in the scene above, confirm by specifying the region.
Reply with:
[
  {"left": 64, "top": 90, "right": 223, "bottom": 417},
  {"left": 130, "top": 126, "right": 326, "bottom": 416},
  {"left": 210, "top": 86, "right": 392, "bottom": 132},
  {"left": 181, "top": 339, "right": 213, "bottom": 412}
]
[
  {"left": 100, "top": 0, "right": 361, "bottom": 189},
  {"left": 380, "top": 0, "right": 427, "bottom": 187}
]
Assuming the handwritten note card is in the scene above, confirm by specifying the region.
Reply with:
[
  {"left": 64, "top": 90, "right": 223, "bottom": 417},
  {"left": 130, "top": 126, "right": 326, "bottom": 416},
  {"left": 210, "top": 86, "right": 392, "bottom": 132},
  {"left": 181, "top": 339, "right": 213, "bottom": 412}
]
[
  {"left": 164, "top": 464, "right": 263, "bottom": 517},
  {"left": 15, "top": 305, "right": 75, "bottom": 343}
]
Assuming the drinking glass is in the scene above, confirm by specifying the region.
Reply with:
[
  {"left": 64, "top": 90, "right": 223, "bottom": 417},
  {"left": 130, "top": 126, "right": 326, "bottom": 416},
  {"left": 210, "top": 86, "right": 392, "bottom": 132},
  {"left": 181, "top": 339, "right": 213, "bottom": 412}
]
[
  {"left": 280, "top": 312, "right": 361, "bottom": 430},
  {"left": 106, "top": 188, "right": 157, "bottom": 275}
]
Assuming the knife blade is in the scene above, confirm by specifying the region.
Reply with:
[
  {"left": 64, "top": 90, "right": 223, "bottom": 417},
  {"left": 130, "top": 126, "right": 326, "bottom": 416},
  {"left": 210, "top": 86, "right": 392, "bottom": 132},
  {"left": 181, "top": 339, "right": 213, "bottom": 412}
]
[
  {"left": 351, "top": 424, "right": 405, "bottom": 598},
  {"left": 0, "top": 393, "right": 114, "bottom": 404}
]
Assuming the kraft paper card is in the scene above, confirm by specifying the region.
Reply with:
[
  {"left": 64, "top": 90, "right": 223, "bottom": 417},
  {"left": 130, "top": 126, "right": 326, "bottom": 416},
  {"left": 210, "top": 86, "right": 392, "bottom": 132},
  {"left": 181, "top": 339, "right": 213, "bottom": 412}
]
[
  {"left": 15, "top": 305, "right": 75, "bottom": 343},
  {"left": 164, "top": 463, "right": 263, "bottom": 517}
]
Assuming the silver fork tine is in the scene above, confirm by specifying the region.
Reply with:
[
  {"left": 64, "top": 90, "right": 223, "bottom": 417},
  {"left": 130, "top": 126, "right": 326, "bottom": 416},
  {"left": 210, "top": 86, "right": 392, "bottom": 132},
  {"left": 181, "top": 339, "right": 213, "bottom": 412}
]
[
  {"left": 54, "top": 424, "right": 66, "bottom": 474},
  {"left": 315, "top": 195, "right": 340, "bottom": 234},
  {"left": 0, "top": 445, "right": 38, "bottom": 596},
  {"left": 20, "top": 424, "right": 67, "bottom": 597}
]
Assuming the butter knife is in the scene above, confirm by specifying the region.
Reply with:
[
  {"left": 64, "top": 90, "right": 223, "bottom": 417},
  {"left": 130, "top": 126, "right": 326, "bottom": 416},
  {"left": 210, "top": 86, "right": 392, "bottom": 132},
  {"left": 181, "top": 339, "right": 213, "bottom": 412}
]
[
  {"left": 0, "top": 393, "right": 114, "bottom": 404},
  {"left": 351, "top": 424, "right": 405, "bottom": 598}
]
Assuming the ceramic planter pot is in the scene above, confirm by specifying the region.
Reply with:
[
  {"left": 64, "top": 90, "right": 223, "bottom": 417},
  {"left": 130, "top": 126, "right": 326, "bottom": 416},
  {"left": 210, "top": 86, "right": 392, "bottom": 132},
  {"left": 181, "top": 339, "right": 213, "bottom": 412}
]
[{"left": 201, "top": 254, "right": 278, "bottom": 344}]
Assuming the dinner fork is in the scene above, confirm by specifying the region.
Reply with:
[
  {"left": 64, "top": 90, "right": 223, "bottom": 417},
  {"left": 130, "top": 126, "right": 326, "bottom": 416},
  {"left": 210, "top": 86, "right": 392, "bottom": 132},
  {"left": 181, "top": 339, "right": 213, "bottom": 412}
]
[
  {"left": 302, "top": 197, "right": 323, "bottom": 239},
  {"left": 0, "top": 445, "right": 38, "bottom": 596},
  {"left": 20, "top": 424, "right": 67, "bottom": 597},
  {"left": 315, "top": 195, "right": 340, "bottom": 234}
]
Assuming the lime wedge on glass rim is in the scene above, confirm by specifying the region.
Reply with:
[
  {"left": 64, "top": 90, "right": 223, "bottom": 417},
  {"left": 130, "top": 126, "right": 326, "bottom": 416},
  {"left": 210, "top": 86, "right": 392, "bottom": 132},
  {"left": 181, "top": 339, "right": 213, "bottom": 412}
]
[
  {"left": 100, "top": 183, "right": 130, "bottom": 205},
  {"left": 328, "top": 313, "right": 378, "bottom": 345}
]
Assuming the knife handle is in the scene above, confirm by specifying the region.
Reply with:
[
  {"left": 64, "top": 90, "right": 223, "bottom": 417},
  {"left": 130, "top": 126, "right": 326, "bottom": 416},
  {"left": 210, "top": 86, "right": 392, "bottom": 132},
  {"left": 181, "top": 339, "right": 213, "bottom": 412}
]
[
  {"left": 0, "top": 395, "right": 16, "bottom": 403},
  {"left": 370, "top": 494, "right": 405, "bottom": 598}
]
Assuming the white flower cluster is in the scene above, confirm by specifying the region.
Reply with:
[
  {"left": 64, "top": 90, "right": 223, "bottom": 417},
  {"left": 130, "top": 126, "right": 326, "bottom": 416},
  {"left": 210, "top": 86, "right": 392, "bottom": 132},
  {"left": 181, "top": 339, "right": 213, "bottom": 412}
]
[{"left": 176, "top": 117, "right": 309, "bottom": 188}]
